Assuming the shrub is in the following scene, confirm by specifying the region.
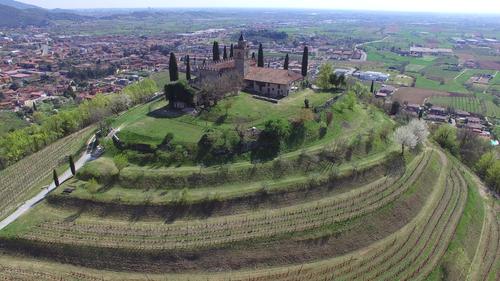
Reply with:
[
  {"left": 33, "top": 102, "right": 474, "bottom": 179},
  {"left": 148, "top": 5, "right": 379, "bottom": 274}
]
[{"left": 77, "top": 157, "right": 119, "bottom": 184}]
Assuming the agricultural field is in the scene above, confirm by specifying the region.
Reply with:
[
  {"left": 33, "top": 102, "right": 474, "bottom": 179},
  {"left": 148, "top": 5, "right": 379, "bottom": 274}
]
[
  {"left": 1, "top": 11, "right": 500, "bottom": 281},
  {"left": 0, "top": 125, "right": 95, "bottom": 221},
  {"left": 430, "top": 96, "right": 500, "bottom": 117},
  {"left": 0, "top": 85, "right": 498, "bottom": 281}
]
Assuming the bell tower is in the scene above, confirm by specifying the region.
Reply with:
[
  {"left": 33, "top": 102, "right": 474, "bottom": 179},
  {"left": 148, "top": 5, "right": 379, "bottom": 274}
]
[{"left": 234, "top": 32, "right": 249, "bottom": 77}]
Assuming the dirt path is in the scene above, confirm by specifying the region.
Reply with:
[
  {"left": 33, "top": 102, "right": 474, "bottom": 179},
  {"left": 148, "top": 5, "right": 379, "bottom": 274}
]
[{"left": 454, "top": 68, "right": 469, "bottom": 80}]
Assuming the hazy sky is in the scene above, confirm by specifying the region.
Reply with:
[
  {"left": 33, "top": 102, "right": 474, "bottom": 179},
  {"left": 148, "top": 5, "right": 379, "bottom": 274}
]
[{"left": 18, "top": 0, "right": 500, "bottom": 14}]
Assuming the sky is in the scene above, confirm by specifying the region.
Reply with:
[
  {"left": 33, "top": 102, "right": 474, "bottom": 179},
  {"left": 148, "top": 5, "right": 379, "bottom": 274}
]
[{"left": 17, "top": 0, "right": 500, "bottom": 14}]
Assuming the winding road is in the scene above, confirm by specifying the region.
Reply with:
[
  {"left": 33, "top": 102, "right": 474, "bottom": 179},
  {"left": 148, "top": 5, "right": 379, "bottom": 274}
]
[{"left": 0, "top": 140, "right": 95, "bottom": 231}]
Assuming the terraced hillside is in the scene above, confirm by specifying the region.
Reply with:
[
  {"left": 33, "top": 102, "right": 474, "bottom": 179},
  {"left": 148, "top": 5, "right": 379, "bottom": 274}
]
[
  {"left": 0, "top": 93, "right": 497, "bottom": 281},
  {"left": 0, "top": 126, "right": 95, "bottom": 221}
]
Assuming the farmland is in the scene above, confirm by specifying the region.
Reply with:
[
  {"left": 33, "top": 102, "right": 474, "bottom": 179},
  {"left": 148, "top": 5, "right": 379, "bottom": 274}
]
[
  {"left": 0, "top": 85, "right": 499, "bottom": 281},
  {"left": 0, "top": 9, "right": 499, "bottom": 281}
]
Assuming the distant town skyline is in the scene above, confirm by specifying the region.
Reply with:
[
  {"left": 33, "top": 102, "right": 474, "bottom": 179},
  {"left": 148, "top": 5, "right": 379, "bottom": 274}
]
[{"left": 17, "top": 0, "right": 500, "bottom": 14}]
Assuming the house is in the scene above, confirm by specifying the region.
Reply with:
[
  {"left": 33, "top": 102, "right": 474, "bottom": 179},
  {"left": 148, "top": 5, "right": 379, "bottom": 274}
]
[
  {"left": 455, "top": 110, "right": 470, "bottom": 118},
  {"left": 405, "top": 103, "right": 421, "bottom": 113},
  {"left": 467, "top": 117, "right": 481, "bottom": 124},
  {"left": 377, "top": 85, "right": 396, "bottom": 96},
  {"left": 426, "top": 114, "right": 448, "bottom": 123},
  {"left": 430, "top": 106, "right": 447, "bottom": 116},
  {"left": 195, "top": 34, "right": 304, "bottom": 99}
]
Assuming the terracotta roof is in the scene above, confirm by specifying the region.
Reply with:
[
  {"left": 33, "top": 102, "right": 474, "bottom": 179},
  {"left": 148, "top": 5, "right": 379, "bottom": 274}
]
[{"left": 245, "top": 67, "right": 303, "bottom": 85}]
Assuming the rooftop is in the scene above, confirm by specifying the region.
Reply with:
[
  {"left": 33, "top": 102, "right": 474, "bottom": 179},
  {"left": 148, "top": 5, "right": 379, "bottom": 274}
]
[{"left": 245, "top": 67, "right": 303, "bottom": 85}]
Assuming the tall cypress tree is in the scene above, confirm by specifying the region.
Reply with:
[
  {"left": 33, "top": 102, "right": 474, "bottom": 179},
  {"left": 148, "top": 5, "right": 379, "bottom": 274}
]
[
  {"left": 251, "top": 52, "right": 256, "bottom": 60},
  {"left": 257, "top": 43, "right": 264, "bottom": 67},
  {"left": 69, "top": 155, "right": 75, "bottom": 176},
  {"left": 223, "top": 45, "right": 228, "bottom": 60},
  {"left": 370, "top": 80, "right": 375, "bottom": 93},
  {"left": 169, "top": 52, "right": 179, "bottom": 82},
  {"left": 230, "top": 44, "right": 234, "bottom": 58},
  {"left": 53, "top": 169, "right": 60, "bottom": 187},
  {"left": 284, "top": 53, "right": 289, "bottom": 70},
  {"left": 186, "top": 55, "right": 191, "bottom": 81},
  {"left": 212, "top": 41, "right": 220, "bottom": 61},
  {"left": 301, "top": 46, "right": 309, "bottom": 77}
]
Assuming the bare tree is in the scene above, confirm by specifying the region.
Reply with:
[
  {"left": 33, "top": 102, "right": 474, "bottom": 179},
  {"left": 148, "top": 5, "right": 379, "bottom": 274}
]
[{"left": 199, "top": 70, "right": 244, "bottom": 106}]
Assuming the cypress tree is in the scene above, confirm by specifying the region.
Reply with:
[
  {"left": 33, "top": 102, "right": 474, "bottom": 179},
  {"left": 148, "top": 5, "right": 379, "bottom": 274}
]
[
  {"left": 169, "top": 52, "right": 179, "bottom": 82},
  {"left": 32, "top": 102, "right": 37, "bottom": 111},
  {"left": 186, "top": 55, "right": 191, "bottom": 81},
  {"left": 267, "top": 61, "right": 271, "bottom": 68},
  {"left": 230, "top": 44, "right": 234, "bottom": 58},
  {"left": 301, "top": 46, "right": 309, "bottom": 77},
  {"left": 53, "top": 169, "right": 60, "bottom": 187},
  {"left": 251, "top": 52, "right": 256, "bottom": 60},
  {"left": 223, "top": 45, "right": 228, "bottom": 60},
  {"left": 69, "top": 155, "right": 76, "bottom": 176},
  {"left": 370, "top": 80, "right": 375, "bottom": 93},
  {"left": 212, "top": 41, "right": 220, "bottom": 61},
  {"left": 284, "top": 53, "right": 289, "bottom": 70},
  {"left": 257, "top": 43, "right": 264, "bottom": 67}
]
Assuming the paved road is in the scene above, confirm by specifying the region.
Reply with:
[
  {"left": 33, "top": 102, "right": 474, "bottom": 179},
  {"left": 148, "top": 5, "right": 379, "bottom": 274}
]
[{"left": 0, "top": 147, "right": 93, "bottom": 230}]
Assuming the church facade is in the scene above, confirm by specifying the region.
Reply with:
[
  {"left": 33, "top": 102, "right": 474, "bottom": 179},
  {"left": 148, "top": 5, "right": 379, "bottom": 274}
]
[{"left": 196, "top": 34, "right": 303, "bottom": 99}]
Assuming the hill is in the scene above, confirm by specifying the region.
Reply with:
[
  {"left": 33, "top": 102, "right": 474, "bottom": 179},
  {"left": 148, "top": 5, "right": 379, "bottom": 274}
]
[
  {"left": 0, "top": 0, "right": 40, "bottom": 9},
  {"left": 0, "top": 3, "right": 88, "bottom": 27}
]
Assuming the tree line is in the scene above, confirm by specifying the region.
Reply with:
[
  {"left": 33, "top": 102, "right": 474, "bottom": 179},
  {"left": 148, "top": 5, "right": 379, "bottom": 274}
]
[{"left": 0, "top": 79, "right": 159, "bottom": 170}]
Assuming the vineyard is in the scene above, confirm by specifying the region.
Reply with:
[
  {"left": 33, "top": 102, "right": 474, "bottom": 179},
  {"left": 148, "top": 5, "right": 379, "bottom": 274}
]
[
  {"left": 0, "top": 126, "right": 95, "bottom": 220},
  {"left": 429, "top": 95, "right": 500, "bottom": 117},
  {"left": 0, "top": 100, "right": 498, "bottom": 280},
  {"left": 0, "top": 146, "right": 497, "bottom": 281}
]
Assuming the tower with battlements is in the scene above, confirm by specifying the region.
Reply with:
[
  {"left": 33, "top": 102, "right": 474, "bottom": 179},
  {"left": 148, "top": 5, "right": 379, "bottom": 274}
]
[{"left": 234, "top": 33, "right": 249, "bottom": 78}]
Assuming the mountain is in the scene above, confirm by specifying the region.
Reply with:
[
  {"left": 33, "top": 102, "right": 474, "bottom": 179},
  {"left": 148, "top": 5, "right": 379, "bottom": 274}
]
[
  {"left": 0, "top": 4, "right": 89, "bottom": 28},
  {"left": 0, "top": 4, "right": 49, "bottom": 27},
  {"left": 0, "top": 0, "right": 40, "bottom": 9}
]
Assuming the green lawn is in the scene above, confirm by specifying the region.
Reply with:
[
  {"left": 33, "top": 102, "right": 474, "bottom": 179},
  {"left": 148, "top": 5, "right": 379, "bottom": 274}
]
[{"left": 116, "top": 90, "right": 335, "bottom": 146}]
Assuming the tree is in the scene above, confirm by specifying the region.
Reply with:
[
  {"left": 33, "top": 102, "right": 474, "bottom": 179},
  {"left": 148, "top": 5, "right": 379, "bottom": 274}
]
[
  {"left": 394, "top": 125, "right": 417, "bottom": 155},
  {"left": 326, "top": 111, "right": 333, "bottom": 126},
  {"left": 32, "top": 102, "right": 37, "bottom": 112},
  {"left": 284, "top": 54, "right": 289, "bottom": 70},
  {"left": 168, "top": 52, "right": 179, "bottom": 82},
  {"left": 486, "top": 160, "right": 500, "bottom": 193},
  {"left": 251, "top": 52, "right": 256, "bottom": 60},
  {"left": 257, "top": 43, "right": 264, "bottom": 67},
  {"left": 476, "top": 152, "right": 496, "bottom": 179},
  {"left": 301, "top": 46, "right": 309, "bottom": 77},
  {"left": 53, "top": 169, "right": 60, "bottom": 187},
  {"left": 316, "top": 63, "right": 333, "bottom": 90},
  {"left": 69, "top": 155, "right": 76, "bottom": 176},
  {"left": 230, "top": 44, "right": 234, "bottom": 58},
  {"left": 407, "top": 119, "right": 429, "bottom": 144},
  {"left": 186, "top": 55, "right": 191, "bottom": 81},
  {"left": 433, "top": 125, "right": 458, "bottom": 155},
  {"left": 223, "top": 45, "right": 228, "bottom": 60},
  {"left": 390, "top": 101, "right": 401, "bottom": 115},
  {"left": 418, "top": 109, "right": 423, "bottom": 120},
  {"left": 212, "top": 41, "right": 220, "bottom": 61},
  {"left": 109, "top": 94, "right": 131, "bottom": 115},
  {"left": 370, "top": 80, "right": 375, "bottom": 93},
  {"left": 165, "top": 80, "right": 196, "bottom": 108},
  {"left": 304, "top": 99, "right": 309, "bottom": 108}
]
